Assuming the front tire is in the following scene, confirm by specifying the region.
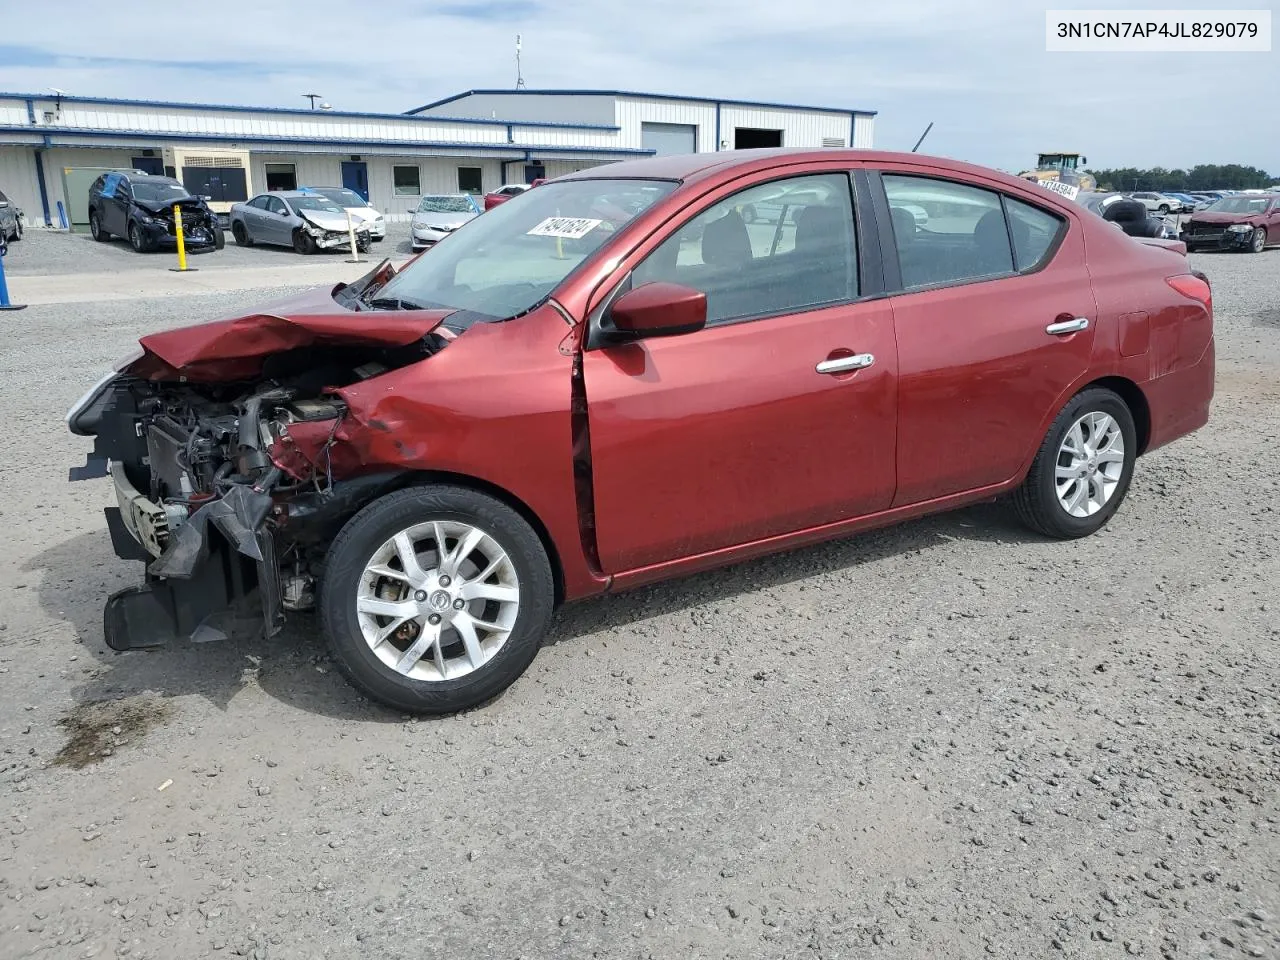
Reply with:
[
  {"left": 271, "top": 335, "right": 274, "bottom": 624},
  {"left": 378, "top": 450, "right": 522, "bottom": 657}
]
[
  {"left": 320, "top": 485, "right": 555, "bottom": 714},
  {"left": 128, "top": 221, "right": 150, "bottom": 253},
  {"left": 1157, "top": 205, "right": 1170, "bottom": 215},
  {"left": 1012, "top": 388, "right": 1137, "bottom": 539},
  {"left": 1249, "top": 227, "right": 1266, "bottom": 253},
  {"left": 212, "top": 224, "right": 226, "bottom": 250},
  {"left": 293, "top": 230, "right": 316, "bottom": 255}
]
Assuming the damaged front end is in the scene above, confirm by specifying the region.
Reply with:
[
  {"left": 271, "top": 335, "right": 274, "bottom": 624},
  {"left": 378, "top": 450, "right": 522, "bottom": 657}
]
[{"left": 67, "top": 265, "right": 452, "bottom": 650}]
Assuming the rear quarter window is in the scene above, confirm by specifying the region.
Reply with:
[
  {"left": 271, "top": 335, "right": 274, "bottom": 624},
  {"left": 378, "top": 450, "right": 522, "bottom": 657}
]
[{"left": 1004, "top": 196, "right": 1066, "bottom": 271}]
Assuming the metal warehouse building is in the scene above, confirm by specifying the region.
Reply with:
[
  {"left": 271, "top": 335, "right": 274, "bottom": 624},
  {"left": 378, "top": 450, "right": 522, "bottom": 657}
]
[{"left": 0, "top": 88, "right": 875, "bottom": 230}]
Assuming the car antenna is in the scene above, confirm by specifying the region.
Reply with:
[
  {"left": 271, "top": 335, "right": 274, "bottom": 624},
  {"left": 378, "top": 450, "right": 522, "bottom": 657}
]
[{"left": 911, "top": 122, "right": 934, "bottom": 153}]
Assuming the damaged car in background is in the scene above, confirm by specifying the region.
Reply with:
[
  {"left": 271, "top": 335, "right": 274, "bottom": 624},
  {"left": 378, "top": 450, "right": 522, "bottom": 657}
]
[
  {"left": 88, "top": 172, "right": 225, "bottom": 253},
  {"left": 69, "top": 151, "right": 1215, "bottom": 715},
  {"left": 229, "top": 190, "right": 371, "bottom": 255}
]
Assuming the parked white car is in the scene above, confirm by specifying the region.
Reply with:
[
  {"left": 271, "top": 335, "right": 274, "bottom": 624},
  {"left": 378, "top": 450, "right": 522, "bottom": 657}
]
[
  {"left": 1127, "top": 192, "right": 1179, "bottom": 215},
  {"left": 409, "top": 194, "right": 482, "bottom": 251},
  {"left": 300, "top": 186, "right": 386, "bottom": 240}
]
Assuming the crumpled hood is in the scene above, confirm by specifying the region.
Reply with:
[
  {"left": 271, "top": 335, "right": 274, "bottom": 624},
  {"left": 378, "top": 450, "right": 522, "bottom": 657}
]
[
  {"left": 126, "top": 286, "right": 452, "bottom": 382},
  {"left": 301, "top": 210, "right": 360, "bottom": 232},
  {"left": 1188, "top": 211, "right": 1265, "bottom": 227},
  {"left": 134, "top": 197, "right": 205, "bottom": 216}
]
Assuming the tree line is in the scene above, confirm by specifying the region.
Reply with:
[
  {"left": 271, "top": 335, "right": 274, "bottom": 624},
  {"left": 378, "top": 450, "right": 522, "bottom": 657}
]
[{"left": 1087, "top": 164, "right": 1276, "bottom": 192}]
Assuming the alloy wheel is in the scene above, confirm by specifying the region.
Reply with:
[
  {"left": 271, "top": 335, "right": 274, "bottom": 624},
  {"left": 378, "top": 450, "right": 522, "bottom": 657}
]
[
  {"left": 1055, "top": 412, "right": 1125, "bottom": 518},
  {"left": 355, "top": 520, "right": 520, "bottom": 682},
  {"left": 1252, "top": 228, "right": 1266, "bottom": 253}
]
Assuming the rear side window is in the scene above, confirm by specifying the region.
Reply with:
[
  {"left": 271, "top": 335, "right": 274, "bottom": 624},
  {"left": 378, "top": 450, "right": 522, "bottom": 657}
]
[
  {"left": 1004, "top": 197, "right": 1064, "bottom": 271},
  {"left": 884, "top": 175, "right": 1012, "bottom": 288}
]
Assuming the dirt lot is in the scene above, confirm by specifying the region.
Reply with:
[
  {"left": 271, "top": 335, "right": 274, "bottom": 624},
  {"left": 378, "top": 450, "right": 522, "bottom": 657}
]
[{"left": 1, "top": 236, "right": 1277, "bottom": 960}]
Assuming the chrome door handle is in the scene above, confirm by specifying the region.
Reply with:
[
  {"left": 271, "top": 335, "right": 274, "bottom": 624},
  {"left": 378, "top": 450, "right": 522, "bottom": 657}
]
[
  {"left": 1046, "top": 317, "right": 1090, "bottom": 335},
  {"left": 816, "top": 353, "right": 875, "bottom": 375}
]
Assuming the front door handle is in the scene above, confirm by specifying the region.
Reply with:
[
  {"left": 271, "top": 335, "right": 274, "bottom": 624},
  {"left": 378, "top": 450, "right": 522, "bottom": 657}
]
[
  {"left": 816, "top": 353, "right": 875, "bottom": 375},
  {"left": 1046, "top": 317, "right": 1090, "bottom": 335}
]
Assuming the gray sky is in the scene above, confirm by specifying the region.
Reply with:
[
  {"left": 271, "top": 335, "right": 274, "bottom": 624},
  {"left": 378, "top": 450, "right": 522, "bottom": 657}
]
[{"left": 1, "top": 0, "right": 1276, "bottom": 174}]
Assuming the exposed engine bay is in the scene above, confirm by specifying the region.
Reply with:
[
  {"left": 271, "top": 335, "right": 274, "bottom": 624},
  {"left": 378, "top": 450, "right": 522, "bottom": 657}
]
[{"left": 67, "top": 287, "right": 454, "bottom": 648}]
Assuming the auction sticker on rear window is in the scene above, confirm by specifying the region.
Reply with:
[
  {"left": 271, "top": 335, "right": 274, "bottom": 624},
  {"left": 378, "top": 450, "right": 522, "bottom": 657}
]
[{"left": 527, "top": 217, "right": 602, "bottom": 239}]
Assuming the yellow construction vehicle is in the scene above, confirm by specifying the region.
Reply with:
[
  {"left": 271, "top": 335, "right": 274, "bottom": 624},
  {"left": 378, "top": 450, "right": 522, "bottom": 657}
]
[{"left": 1019, "top": 153, "right": 1097, "bottom": 193}]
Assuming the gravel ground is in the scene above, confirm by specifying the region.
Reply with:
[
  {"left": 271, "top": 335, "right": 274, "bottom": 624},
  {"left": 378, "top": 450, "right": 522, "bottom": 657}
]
[
  {"left": 1, "top": 249, "right": 1278, "bottom": 960},
  {"left": 1, "top": 224, "right": 415, "bottom": 276}
]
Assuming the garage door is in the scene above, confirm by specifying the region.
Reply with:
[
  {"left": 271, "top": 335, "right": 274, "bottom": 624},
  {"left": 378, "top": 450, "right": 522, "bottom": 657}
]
[{"left": 641, "top": 122, "right": 697, "bottom": 156}]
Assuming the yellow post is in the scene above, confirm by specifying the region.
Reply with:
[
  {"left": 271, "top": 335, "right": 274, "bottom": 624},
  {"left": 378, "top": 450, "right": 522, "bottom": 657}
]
[
  {"left": 345, "top": 210, "right": 363, "bottom": 263},
  {"left": 169, "top": 206, "right": 194, "bottom": 272}
]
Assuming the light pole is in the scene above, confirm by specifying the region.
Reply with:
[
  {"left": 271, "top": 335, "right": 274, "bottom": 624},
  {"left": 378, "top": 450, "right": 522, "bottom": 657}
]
[{"left": 302, "top": 93, "right": 323, "bottom": 110}]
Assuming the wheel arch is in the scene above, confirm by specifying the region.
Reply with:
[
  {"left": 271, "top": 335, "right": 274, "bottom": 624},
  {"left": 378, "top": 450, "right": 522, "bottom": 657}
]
[
  {"left": 379, "top": 470, "right": 568, "bottom": 605},
  {"left": 1084, "top": 376, "right": 1152, "bottom": 454}
]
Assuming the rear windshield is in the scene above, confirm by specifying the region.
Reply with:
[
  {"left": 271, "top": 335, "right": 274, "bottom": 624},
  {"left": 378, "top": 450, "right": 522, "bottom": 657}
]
[{"left": 132, "top": 181, "right": 191, "bottom": 203}]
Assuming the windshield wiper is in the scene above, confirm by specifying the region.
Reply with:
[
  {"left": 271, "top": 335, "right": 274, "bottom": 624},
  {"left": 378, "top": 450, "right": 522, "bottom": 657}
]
[{"left": 365, "top": 295, "right": 428, "bottom": 311}]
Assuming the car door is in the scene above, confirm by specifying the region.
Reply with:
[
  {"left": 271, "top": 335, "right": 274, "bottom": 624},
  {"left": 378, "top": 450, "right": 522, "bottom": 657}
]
[
  {"left": 877, "top": 167, "right": 1097, "bottom": 506},
  {"left": 102, "top": 174, "right": 130, "bottom": 236},
  {"left": 1267, "top": 199, "right": 1280, "bottom": 241},
  {"left": 243, "top": 195, "right": 270, "bottom": 241},
  {"left": 582, "top": 169, "right": 898, "bottom": 574},
  {"left": 264, "top": 195, "right": 292, "bottom": 245}
]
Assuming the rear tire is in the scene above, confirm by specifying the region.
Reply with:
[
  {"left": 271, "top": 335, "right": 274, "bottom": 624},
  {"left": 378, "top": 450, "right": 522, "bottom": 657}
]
[
  {"left": 89, "top": 211, "right": 109, "bottom": 241},
  {"left": 232, "top": 221, "right": 252, "bottom": 246},
  {"left": 320, "top": 485, "right": 555, "bottom": 714},
  {"left": 1012, "top": 387, "right": 1137, "bottom": 539}
]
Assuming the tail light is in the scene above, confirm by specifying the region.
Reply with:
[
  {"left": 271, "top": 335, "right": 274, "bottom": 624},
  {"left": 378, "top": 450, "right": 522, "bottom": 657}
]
[{"left": 1167, "top": 273, "right": 1212, "bottom": 311}]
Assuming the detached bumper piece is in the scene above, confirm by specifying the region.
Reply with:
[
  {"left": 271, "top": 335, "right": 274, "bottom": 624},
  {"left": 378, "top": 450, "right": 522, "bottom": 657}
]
[{"left": 104, "top": 525, "right": 283, "bottom": 650}]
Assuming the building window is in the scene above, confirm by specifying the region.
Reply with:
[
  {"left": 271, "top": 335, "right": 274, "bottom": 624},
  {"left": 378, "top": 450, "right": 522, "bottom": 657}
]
[
  {"left": 394, "top": 165, "right": 421, "bottom": 196},
  {"left": 264, "top": 163, "right": 296, "bottom": 191},
  {"left": 457, "top": 167, "right": 483, "bottom": 194}
]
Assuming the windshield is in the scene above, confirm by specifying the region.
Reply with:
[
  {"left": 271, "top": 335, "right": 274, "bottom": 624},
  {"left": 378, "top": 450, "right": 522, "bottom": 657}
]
[
  {"left": 375, "top": 178, "right": 677, "bottom": 323},
  {"left": 132, "top": 180, "right": 191, "bottom": 203},
  {"left": 288, "top": 196, "right": 344, "bottom": 214},
  {"left": 1205, "top": 196, "right": 1272, "bottom": 214},
  {"left": 314, "top": 187, "right": 366, "bottom": 207},
  {"left": 417, "top": 196, "right": 477, "bottom": 213}
]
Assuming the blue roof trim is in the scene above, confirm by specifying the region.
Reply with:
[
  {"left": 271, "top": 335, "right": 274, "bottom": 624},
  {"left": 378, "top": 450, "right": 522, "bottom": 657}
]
[
  {"left": 0, "top": 124, "right": 655, "bottom": 156},
  {"left": 0, "top": 92, "right": 620, "bottom": 132},
  {"left": 409, "top": 88, "right": 878, "bottom": 118}
]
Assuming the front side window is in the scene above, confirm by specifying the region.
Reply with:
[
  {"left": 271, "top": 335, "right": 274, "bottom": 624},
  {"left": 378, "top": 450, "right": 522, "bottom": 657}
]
[
  {"left": 394, "top": 165, "right": 421, "bottom": 196},
  {"left": 884, "top": 174, "right": 1013, "bottom": 288},
  {"left": 374, "top": 178, "right": 676, "bottom": 326},
  {"left": 265, "top": 196, "right": 288, "bottom": 216},
  {"left": 631, "top": 173, "right": 858, "bottom": 325}
]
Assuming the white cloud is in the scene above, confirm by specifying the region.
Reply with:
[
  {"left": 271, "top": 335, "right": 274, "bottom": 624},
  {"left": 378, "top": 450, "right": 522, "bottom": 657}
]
[{"left": 1, "top": 0, "right": 1276, "bottom": 172}]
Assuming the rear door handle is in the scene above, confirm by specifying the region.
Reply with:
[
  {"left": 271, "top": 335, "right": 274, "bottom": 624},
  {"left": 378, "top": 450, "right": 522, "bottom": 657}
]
[
  {"left": 816, "top": 353, "right": 875, "bottom": 375},
  {"left": 1046, "top": 317, "right": 1090, "bottom": 335}
]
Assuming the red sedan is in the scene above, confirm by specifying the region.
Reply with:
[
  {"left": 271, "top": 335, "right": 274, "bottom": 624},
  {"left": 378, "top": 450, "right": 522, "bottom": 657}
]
[{"left": 68, "top": 149, "right": 1214, "bottom": 714}]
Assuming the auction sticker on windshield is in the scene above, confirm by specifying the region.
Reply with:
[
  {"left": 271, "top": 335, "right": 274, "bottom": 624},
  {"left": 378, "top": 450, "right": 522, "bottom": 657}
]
[
  {"left": 1037, "top": 179, "right": 1080, "bottom": 201},
  {"left": 527, "top": 217, "right": 602, "bottom": 239}
]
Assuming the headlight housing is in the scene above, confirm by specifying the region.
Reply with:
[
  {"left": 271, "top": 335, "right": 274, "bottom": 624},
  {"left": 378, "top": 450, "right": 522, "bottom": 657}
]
[
  {"left": 1227, "top": 223, "right": 1252, "bottom": 233},
  {"left": 306, "top": 224, "right": 326, "bottom": 238}
]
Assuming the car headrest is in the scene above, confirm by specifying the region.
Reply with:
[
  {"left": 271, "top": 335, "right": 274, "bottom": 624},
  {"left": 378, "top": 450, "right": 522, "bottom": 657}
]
[
  {"left": 701, "top": 209, "right": 752, "bottom": 267},
  {"left": 889, "top": 206, "right": 917, "bottom": 243},
  {"left": 794, "top": 205, "right": 847, "bottom": 254}
]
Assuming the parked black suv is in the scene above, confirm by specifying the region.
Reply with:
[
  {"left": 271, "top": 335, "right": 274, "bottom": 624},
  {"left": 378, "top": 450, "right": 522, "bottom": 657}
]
[{"left": 88, "top": 172, "right": 224, "bottom": 253}]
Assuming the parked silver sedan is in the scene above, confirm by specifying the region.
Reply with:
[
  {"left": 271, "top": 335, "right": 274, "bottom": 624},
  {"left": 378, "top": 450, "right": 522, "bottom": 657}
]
[
  {"left": 229, "top": 191, "right": 371, "bottom": 254},
  {"left": 409, "top": 194, "right": 481, "bottom": 251}
]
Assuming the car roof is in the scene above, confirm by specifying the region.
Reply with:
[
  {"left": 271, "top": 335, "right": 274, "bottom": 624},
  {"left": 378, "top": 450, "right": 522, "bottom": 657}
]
[{"left": 556, "top": 148, "right": 1059, "bottom": 196}]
